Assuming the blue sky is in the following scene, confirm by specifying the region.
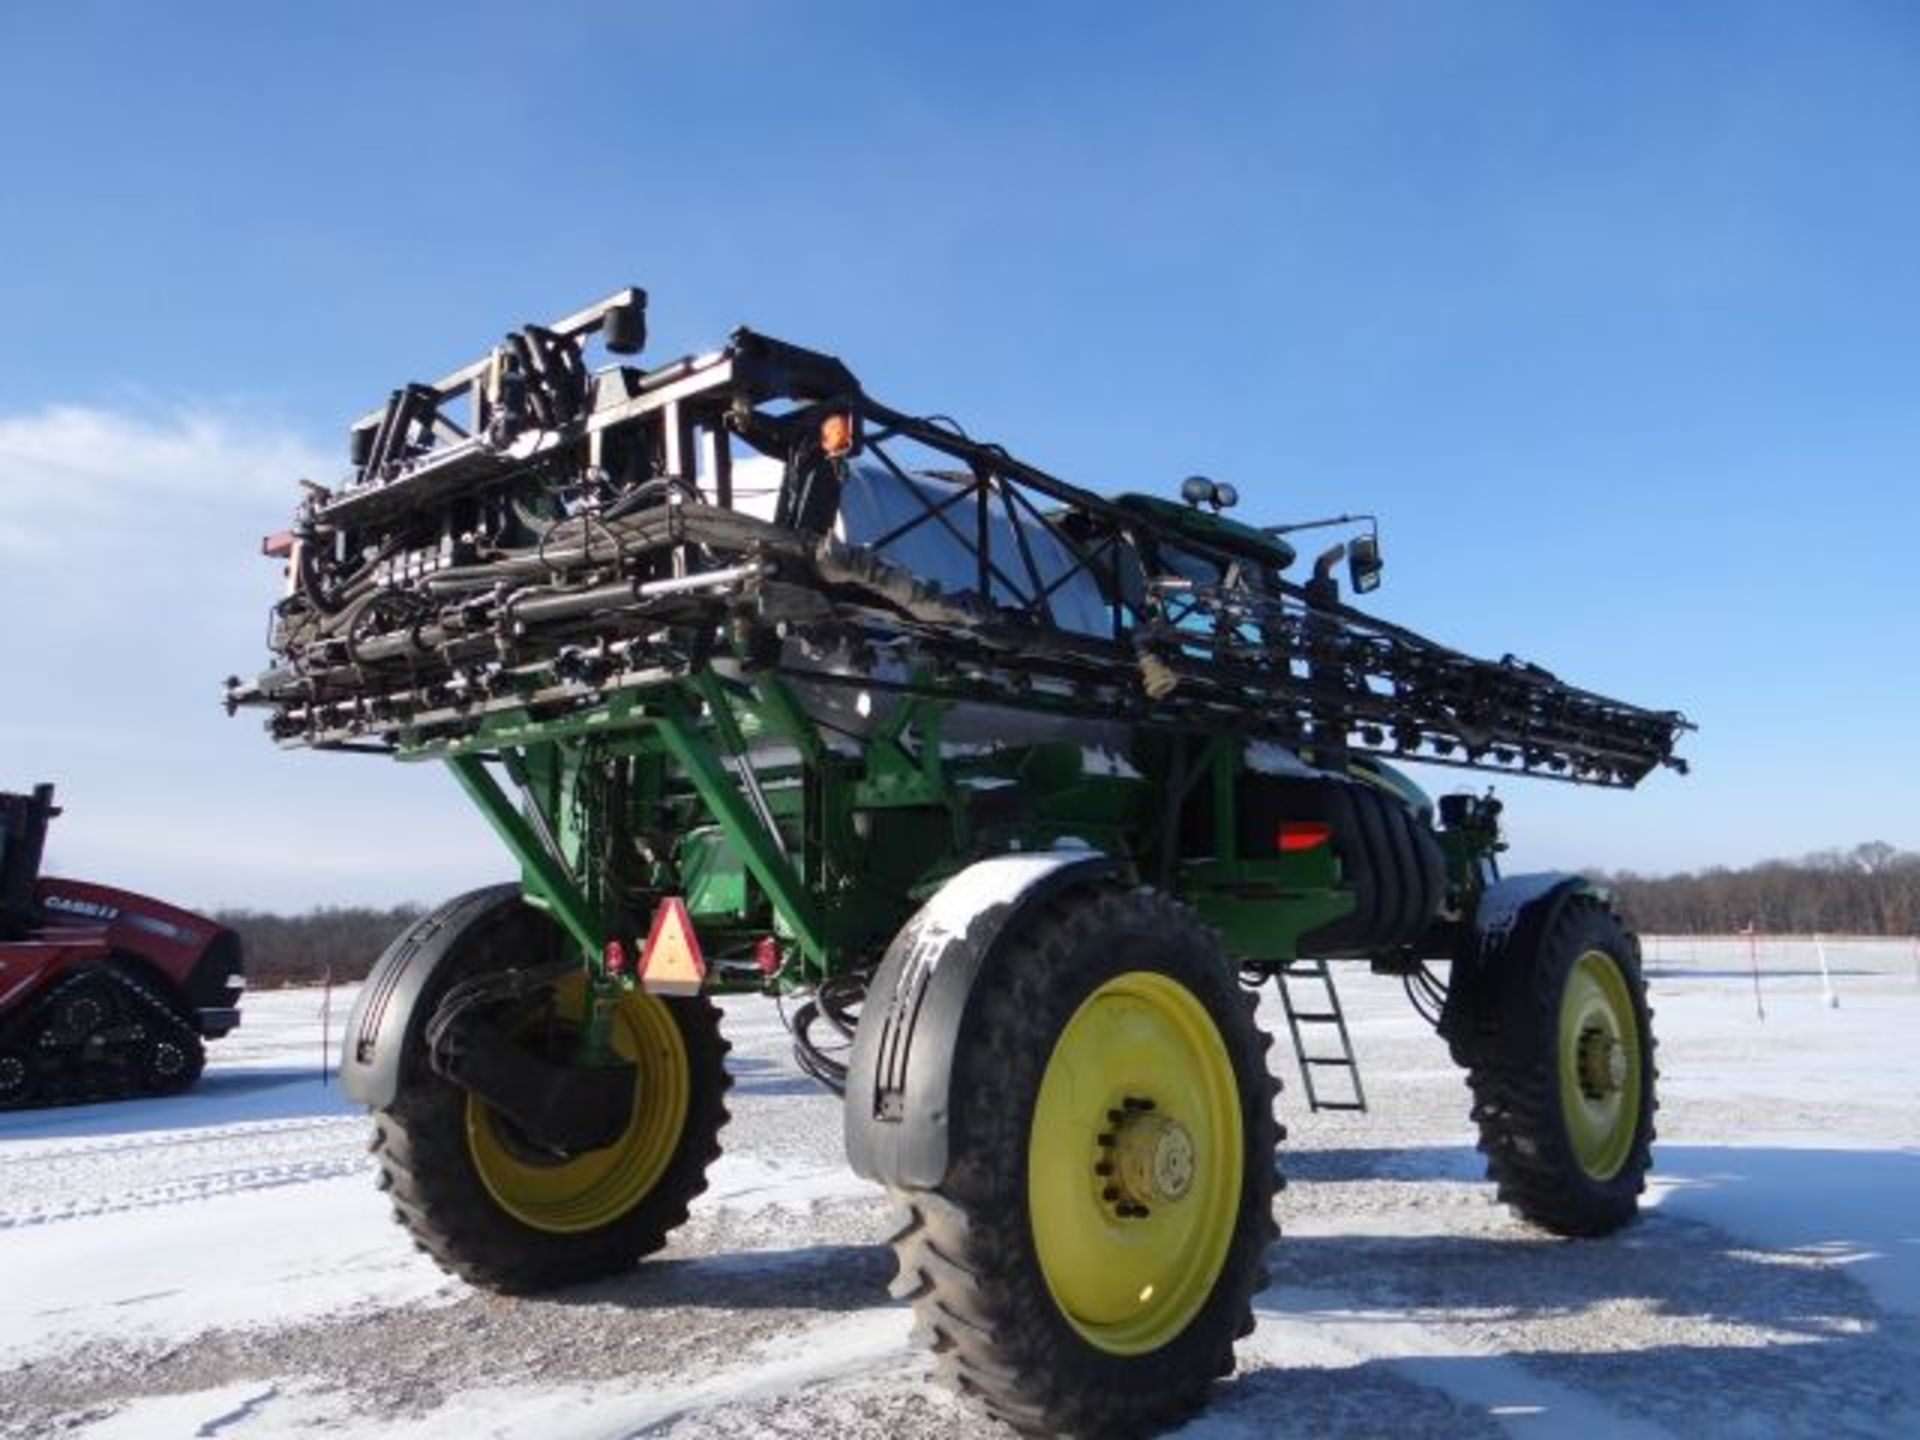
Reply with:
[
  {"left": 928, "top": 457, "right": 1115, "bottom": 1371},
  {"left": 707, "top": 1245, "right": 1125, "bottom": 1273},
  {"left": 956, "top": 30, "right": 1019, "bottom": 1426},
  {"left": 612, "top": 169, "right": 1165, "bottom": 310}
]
[{"left": 2, "top": 2, "right": 1916, "bottom": 908}]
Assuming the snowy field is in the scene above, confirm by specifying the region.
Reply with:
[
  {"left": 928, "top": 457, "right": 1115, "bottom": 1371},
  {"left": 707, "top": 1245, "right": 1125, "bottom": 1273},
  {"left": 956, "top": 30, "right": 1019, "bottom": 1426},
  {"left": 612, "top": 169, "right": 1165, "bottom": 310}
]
[{"left": 3, "top": 937, "right": 1916, "bottom": 1439}]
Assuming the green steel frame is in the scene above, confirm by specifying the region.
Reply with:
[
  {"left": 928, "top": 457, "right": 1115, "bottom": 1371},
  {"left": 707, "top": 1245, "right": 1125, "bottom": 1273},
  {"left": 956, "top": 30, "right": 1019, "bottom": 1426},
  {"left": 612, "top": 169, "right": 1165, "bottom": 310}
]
[{"left": 411, "top": 663, "right": 1397, "bottom": 998}]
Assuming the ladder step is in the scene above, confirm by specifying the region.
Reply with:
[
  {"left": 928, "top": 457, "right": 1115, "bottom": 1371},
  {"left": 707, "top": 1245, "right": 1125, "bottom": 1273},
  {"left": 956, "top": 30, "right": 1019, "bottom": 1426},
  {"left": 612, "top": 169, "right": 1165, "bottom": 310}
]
[{"left": 1274, "top": 960, "right": 1368, "bottom": 1114}]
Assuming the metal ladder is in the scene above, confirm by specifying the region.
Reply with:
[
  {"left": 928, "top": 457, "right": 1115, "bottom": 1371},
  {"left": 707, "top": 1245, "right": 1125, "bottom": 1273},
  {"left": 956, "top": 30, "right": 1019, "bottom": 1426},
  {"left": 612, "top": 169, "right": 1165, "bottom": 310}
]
[{"left": 1274, "top": 958, "right": 1367, "bottom": 1113}]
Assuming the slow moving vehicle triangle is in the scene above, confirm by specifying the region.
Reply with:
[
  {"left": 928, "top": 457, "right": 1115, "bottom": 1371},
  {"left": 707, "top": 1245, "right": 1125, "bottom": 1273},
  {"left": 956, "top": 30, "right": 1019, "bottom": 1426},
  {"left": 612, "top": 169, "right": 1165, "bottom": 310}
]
[{"left": 639, "top": 896, "right": 705, "bottom": 996}]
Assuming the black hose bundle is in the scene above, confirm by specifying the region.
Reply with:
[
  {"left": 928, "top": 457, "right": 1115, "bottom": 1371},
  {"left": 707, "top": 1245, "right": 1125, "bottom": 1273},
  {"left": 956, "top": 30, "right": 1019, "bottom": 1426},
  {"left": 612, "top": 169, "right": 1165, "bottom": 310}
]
[
  {"left": 1402, "top": 961, "right": 1449, "bottom": 1027},
  {"left": 785, "top": 971, "right": 869, "bottom": 1096}
]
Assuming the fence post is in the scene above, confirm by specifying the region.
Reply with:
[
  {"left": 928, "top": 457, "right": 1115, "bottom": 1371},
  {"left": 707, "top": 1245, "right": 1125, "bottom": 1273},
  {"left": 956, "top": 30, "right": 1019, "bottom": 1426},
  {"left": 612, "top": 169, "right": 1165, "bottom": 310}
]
[
  {"left": 1814, "top": 933, "right": 1837, "bottom": 1009},
  {"left": 321, "top": 966, "right": 333, "bottom": 1087},
  {"left": 1743, "top": 924, "right": 1765, "bottom": 1022}
]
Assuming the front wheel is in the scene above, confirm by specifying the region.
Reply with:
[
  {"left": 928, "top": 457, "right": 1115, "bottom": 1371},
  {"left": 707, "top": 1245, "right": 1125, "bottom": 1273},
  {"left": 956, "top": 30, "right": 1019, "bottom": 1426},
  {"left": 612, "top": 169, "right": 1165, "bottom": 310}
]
[
  {"left": 885, "top": 886, "right": 1280, "bottom": 1436},
  {"left": 369, "top": 890, "right": 730, "bottom": 1293},
  {"left": 1457, "top": 894, "right": 1658, "bottom": 1236}
]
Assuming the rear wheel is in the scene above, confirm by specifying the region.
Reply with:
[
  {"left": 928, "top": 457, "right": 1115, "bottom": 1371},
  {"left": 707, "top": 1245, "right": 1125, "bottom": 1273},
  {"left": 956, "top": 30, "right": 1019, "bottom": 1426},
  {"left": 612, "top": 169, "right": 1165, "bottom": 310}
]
[
  {"left": 1456, "top": 895, "right": 1657, "bottom": 1236},
  {"left": 370, "top": 894, "right": 730, "bottom": 1293},
  {"left": 463, "top": 974, "right": 701, "bottom": 1235},
  {"left": 886, "top": 886, "right": 1280, "bottom": 1436}
]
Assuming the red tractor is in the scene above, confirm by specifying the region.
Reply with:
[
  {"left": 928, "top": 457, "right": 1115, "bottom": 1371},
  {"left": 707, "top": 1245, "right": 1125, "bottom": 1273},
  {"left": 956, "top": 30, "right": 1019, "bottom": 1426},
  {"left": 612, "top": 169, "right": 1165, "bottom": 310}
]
[{"left": 0, "top": 785, "right": 243, "bottom": 1109}]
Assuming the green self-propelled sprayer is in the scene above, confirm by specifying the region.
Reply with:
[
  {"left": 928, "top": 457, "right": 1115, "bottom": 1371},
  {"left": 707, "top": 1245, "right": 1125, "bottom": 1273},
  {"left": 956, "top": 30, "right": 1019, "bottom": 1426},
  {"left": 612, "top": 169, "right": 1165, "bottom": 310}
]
[{"left": 228, "top": 286, "right": 1689, "bottom": 1436}]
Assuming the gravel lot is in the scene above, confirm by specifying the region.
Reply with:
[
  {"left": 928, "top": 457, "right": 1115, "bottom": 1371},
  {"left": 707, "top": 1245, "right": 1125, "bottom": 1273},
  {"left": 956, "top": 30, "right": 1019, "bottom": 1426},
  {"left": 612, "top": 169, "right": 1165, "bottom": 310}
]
[{"left": 2, "top": 937, "right": 1915, "bottom": 1438}]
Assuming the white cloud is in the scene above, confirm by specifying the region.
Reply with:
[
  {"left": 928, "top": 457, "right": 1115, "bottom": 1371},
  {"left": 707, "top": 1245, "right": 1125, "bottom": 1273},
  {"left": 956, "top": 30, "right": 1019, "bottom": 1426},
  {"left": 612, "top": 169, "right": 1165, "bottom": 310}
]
[
  {"left": 0, "top": 402, "right": 500, "bottom": 911},
  {"left": 0, "top": 404, "right": 330, "bottom": 560}
]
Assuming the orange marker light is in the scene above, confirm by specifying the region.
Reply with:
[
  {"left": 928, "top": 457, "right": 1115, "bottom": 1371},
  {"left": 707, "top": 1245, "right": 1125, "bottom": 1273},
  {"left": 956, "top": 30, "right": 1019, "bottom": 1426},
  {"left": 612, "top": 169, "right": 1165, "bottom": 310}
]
[
  {"left": 1276, "top": 821, "right": 1333, "bottom": 852},
  {"left": 820, "top": 413, "right": 854, "bottom": 458}
]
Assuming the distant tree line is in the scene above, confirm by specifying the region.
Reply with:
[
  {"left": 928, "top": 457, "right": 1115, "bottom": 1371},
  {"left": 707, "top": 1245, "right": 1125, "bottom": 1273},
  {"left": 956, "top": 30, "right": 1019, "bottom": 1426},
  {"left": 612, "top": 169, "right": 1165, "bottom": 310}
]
[
  {"left": 215, "top": 904, "right": 424, "bottom": 988},
  {"left": 210, "top": 841, "right": 1920, "bottom": 987},
  {"left": 1594, "top": 842, "right": 1920, "bottom": 936}
]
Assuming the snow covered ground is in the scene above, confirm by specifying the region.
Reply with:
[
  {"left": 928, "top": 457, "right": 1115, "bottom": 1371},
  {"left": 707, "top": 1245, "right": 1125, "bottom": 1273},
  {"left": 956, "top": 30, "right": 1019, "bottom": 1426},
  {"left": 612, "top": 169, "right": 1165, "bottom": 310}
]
[{"left": 2, "top": 937, "right": 1915, "bottom": 1439}]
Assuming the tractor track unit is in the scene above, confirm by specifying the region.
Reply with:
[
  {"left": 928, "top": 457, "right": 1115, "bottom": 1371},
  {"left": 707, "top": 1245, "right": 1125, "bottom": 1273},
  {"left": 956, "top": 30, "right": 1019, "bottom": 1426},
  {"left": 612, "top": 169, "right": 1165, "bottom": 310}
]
[
  {"left": 0, "top": 785, "right": 244, "bottom": 1110},
  {"left": 228, "top": 286, "right": 1690, "bottom": 1436}
]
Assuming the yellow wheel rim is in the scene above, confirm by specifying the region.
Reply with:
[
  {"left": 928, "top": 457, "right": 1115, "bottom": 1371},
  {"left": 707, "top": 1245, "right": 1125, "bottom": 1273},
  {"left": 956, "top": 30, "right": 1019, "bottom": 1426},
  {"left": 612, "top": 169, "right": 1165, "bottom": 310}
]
[
  {"left": 1028, "top": 971, "right": 1245, "bottom": 1355},
  {"left": 465, "top": 977, "right": 690, "bottom": 1233},
  {"left": 1557, "top": 950, "right": 1643, "bottom": 1181}
]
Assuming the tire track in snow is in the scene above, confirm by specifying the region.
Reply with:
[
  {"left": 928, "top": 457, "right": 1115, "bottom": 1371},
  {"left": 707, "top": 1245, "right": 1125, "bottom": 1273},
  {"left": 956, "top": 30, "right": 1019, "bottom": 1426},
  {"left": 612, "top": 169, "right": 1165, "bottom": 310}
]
[
  {"left": 0, "top": 1115, "right": 373, "bottom": 1229},
  {"left": 0, "top": 1115, "right": 360, "bottom": 1167},
  {"left": 7, "top": 975, "right": 1919, "bottom": 1437},
  {"left": 592, "top": 1309, "right": 917, "bottom": 1437},
  {"left": 1234, "top": 1284, "right": 1677, "bottom": 1439},
  {"left": 0, "top": 1235, "right": 913, "bottom": 1428},
  {"left": 0, "top": 1154, "right": 372, "bottom": 1229}
]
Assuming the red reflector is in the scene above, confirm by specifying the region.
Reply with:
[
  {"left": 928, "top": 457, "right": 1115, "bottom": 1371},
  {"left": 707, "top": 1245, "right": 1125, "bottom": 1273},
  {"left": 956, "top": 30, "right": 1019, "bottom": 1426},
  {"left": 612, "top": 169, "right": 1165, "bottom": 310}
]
[
  {"left": 1277, "top": 821, "right": 1333, "bottom": 852},
  {"left": 261, "top": 530, "right": 294, "bottom": 558},
  {"left": 603, "top": 939, "right": 630, "bottom": 975},
  {"left": 754, "top": 935, "right": 782, "bottom": 976}
]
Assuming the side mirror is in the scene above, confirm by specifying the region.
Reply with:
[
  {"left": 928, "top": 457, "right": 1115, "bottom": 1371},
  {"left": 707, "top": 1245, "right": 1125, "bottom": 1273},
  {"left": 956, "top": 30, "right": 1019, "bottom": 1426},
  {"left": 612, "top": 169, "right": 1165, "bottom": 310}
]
[{"left": 1348, "top": 534, "right": 1383, "bottom": 594}]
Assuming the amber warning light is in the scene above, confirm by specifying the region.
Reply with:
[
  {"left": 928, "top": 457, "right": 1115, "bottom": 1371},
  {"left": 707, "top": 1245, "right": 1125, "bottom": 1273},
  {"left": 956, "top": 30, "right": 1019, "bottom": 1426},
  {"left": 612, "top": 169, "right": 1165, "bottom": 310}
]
[{"left": 820, "top": 413, "right": 854, "bottom": 458}]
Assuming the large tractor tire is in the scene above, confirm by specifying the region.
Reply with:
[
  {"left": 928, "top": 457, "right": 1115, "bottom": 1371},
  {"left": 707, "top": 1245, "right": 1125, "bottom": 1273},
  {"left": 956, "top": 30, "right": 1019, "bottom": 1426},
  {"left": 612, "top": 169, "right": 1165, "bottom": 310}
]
[
  {"left": 1455, "top": 894, "right": 1657, "bottom": 1236},
  {"left": 368, "top": 894, "right": 730, "bottom": 1293},
  {"left": 885, "top": 886, "right": 1280, "bottom": 1437}
]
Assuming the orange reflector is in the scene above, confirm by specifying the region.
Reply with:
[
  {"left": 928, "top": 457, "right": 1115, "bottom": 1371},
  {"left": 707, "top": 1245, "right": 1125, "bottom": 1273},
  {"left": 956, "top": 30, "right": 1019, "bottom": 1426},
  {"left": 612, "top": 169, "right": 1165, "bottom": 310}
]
[
  {"left": 639, "top": 896, "right": 706, "bottom": 996},
  {"left": 820, "top": 412, "right": 853, "bottom": 457},
  {"left": 1277, "top": 821, "right": 1333, "bottom": 852}
]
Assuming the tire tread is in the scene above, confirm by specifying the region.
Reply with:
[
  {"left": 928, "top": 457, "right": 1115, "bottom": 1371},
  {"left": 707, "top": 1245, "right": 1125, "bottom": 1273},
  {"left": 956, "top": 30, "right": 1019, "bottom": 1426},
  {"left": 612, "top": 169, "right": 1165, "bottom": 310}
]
[
  {"left": 885, "top": 886, "right": 1282, "bottom": 1437},
  {"left": 1456, "top": 894, "right": 1659, "bottom": 1237}
]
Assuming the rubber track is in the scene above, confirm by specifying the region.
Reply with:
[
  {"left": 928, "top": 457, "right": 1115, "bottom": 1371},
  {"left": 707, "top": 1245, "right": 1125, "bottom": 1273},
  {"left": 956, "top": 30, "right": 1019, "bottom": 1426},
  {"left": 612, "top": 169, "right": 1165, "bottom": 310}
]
[
  {"left": 0, "top": 962, "right": 205, "bottom": 1110},
  {"left": 883, "top": 886, "right": 1283, "bottom": 1438}
]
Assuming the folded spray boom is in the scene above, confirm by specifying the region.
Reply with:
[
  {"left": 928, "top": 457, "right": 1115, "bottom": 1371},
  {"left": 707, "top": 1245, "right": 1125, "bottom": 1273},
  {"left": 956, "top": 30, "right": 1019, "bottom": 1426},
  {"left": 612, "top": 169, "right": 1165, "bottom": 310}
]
[{"left": 230, "top": 286, "right": 1689, "bottom": 787}]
